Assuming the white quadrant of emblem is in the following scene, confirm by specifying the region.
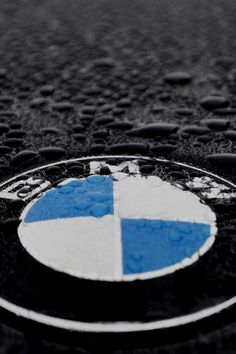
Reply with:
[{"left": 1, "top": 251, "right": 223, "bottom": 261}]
[{"left": 18, "top": 162, "right": 217, "bottom": 281}]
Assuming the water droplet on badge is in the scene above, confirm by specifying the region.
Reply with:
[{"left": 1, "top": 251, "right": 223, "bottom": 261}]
[
  {"left": 17, "top": 186, "right": 30, "bottom": 199},
  {"left": 126, "top": 259, "right": 142, "bottom": 273},
  {"left": 87, "top": 175, "right": 106, "bottom": 185},
  {"left": 146, "top": 176, "right": 162, "bottom": 187},
  {"left": 70, "top": 180, "right": 87, "bottom": 192},
  {"left": 90, "top": 203, "right": 110, "bottom": 217},
  {"left": 131, "top": 251, "right": 143, "bottom": 262},
  {"left": 58, "top": 186, "right": 74, "bottom": 194},
  {"left": 74, "top": 201, "right": 92, "bottom": 211},
  {"left": 87, "top": 192, "right": 112, "bottom": 202},
  {"left": 169, "top": 232, "right": 184, "bottom": 243}
]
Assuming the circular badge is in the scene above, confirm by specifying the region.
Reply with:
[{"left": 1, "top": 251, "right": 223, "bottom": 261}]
[{"left": 0, "top": 156, "right": 235, "bottom": 332}]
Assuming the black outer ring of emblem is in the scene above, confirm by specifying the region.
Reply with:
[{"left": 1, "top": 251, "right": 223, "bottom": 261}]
[{"left": 0, "top": 155, "right": 235, "bottom": 333}]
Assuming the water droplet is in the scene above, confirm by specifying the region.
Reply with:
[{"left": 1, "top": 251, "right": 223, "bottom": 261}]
[{"left": 90, "top": 203, "right": 110, "bottom": 217}]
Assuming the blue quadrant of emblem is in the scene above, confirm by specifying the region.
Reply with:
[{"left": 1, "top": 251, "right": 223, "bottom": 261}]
[
  {"left": 121, "top": 218, "right": 211, "bottom": 275},
  {"left": 24, "top": 176, "right": 114, "bottom": 223}
]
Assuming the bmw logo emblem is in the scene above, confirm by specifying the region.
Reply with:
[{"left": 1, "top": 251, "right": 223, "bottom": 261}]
[{"left": 0, "top": 156, "right": 235, "bottom": 333}]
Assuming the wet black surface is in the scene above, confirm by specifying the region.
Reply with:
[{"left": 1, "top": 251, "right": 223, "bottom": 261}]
[{"left": 0, "top": 0, "right": 236, "bottom": 352}]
